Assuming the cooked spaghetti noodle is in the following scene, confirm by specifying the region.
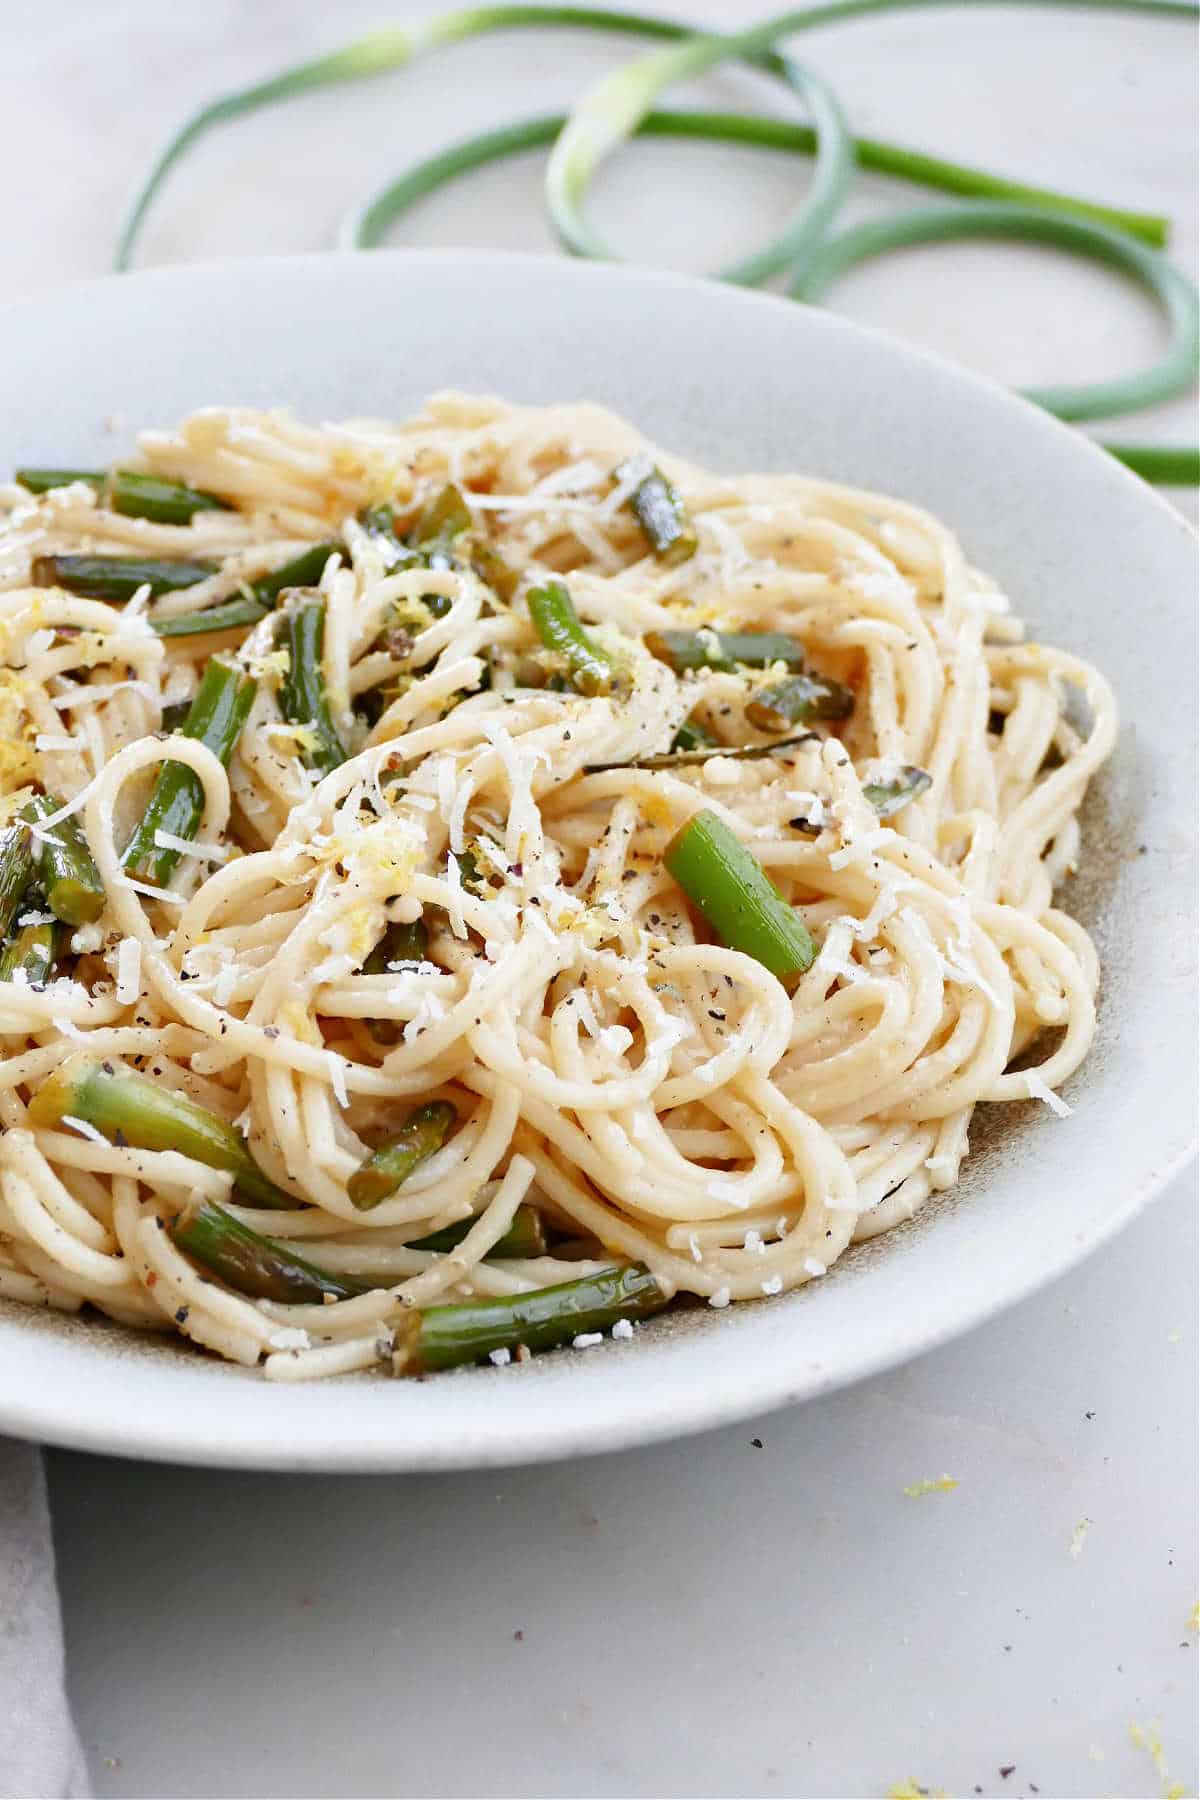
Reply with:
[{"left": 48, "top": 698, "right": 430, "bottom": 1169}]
[{"left": 0, "top": 394, "right": 1114, "bottom": 1380}]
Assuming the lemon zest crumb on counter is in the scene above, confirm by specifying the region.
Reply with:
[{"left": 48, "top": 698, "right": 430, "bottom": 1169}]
[{"left": 903, "top": 1474, "right": 959, "bottom": 1498}]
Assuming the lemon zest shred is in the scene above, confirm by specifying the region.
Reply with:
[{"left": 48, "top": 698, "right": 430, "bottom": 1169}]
[{"left": 903, "top": 1474, "right": 959, "bottom": 1498}]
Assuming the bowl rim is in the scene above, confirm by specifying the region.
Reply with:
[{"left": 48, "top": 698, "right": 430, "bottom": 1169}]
[
  {"left": 5, "top": 244, "right": 1196, "bottom": 540},
  {"left": 0, "top": 247, "right": 1194, "bottom": 1471}
]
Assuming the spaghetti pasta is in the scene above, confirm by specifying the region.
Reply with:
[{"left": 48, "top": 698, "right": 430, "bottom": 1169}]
[{"left": 0, "top": 394, "right": 1115, "bottom": 1379}]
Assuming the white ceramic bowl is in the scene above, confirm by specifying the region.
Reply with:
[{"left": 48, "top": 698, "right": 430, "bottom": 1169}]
[{"left": 1, "top": 251, "right": 1194, "bottom": 1470}]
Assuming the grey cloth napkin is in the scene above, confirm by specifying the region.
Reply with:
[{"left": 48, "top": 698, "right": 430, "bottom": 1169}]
[{"left": 0, "top": 1441, "right": 90, "bottom": 1799}]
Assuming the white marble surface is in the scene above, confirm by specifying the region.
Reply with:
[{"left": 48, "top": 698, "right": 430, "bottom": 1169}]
[
  {"left": 46, "top": 1183, "right": 1199, "bottom": 1800},
  {"left": 1, "top": 2, "right": 1196, "bottom": 1794}
]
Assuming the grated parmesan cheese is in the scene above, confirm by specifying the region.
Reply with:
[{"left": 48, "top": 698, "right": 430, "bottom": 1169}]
[
  {"left": 447, "top": 771, "right": 472, "bottom": 857},
  {"left": 572, "top": 989, "right": 600, "bottom": 1037},
  {"left": 403, "top": 989, "right": 449, "bottom": 1043},
  {"left": 60, "top": 1115, "right": 107, "bottom": 1145},
  {"left": 152, "top": 828, "right": 231, "bottom": 863},
  {"left": 434, "top": 753, "right": 457, "bottom": 821},
  {"left": 213, "top": 962, "right": 240, "bottom": 1007},
  {"left": 1023, "top": 1071, "right": 1072, "bottom": 1117},
  {"left": 49, "top": 679, "right": 155, "bottom": 710},
  {"left": 850, "top": 880, "right": 900, "bottom": 943},
  {"left": 706, "top": 1176, "right": 749, "bottom": 1209},
  {"left": 326, "top": 1053, "right": 349, "bottom": 1109},
  {"left": 269, "top": 1328, "right": 311, "bottom": 1352},
  {"left": 115, "top": 873, "right": 186, "bottom": 906},
  {"left": 53, "top": 1016, "right": 92, "bottom": 1041},
  {"left": 829, "top": 827, "right": 889, "bottom": 871},
  {"left": 115, "top": 937, "right": 141, "bottom": 1005},
  {"left": 786, "top": 790, "right": 826, "bottom": 827}
]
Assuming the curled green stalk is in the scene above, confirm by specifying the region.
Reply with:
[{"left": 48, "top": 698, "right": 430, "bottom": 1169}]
[
  {"left": 790, "top": 199, "right": 1200, "bottom": 423},
  {"left": 391, "top": 1261, "right": 668, "bottom": 1372},
  {"left": 110, "top": 0, "right": 1199, "bottom": 492},
  {"left": 1103, "top": 443, "right": 1200, "bottom": 485},
  {"left": 32, "top": 555, "right": 217, "bottom": 601},
  {"left": 665, "top": 807, "right": 815, "bottom": 986},
  {"left": 545, "top": 0, "right": 1195, "bottom": 274},
  {"left": 527, "top": 580, "right": 622, "bottom": 697},
  {"left": 172, "top": 1198, "right": 364, "bottom": 1303},
  {"left": 342, "top": 96, "right": 1195, "bottom": 479},
  {"left": 16, "top": 468, "right": 231, "bottom": 524},
  {"left": 28, "top": 1053, "right": 296, "bottom": 1209},
  {"left": 22, "top": 796, "right": 105, "bottom": 926},
  {"left": 277, "top": 599, "right": 350, "bottom": 775},
  {"left": 348, "top": 1100, "right": 458, "bottom": 1211},
  {"left": 616, "top": 458, "right": 697, "bottom": 563},
  {"left": 746, "top": 672, "right": 855, "bottom": 732},
  {"left": 117, "top": 1, "right": 1175, "bottom": 276},
  {"left": 121, "top": 658, "right": 257, "bottom": 884},
  {"left": 343, "top": 108, "right": 1170, "bottom": 253},
  {"left": 547, "top": 30, "right": 852, "bottom": 283},
  {"left": 114, "top": 6, "right": 817, "bottom": 274},
  {"left": 541, "top": 0, "right": 1198, "bottom": 447},
  {"left": 646, "top": 629, "right": 806, "bottom": 674}
]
